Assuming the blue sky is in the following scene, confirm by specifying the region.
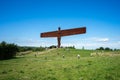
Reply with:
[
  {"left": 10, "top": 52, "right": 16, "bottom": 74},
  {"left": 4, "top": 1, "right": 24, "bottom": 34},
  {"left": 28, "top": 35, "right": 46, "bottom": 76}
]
[{"left": 0, "top": 0, "right": 120, "bottom": 49}]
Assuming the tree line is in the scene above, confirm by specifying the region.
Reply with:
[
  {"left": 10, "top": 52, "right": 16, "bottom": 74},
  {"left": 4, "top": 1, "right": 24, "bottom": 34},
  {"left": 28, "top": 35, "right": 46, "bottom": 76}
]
[
  {"left": 1, "top": 41, "right": 119, "bottom": 60},
  {"left": 96, "top": 47, "right": 120, "bottom": 51}
]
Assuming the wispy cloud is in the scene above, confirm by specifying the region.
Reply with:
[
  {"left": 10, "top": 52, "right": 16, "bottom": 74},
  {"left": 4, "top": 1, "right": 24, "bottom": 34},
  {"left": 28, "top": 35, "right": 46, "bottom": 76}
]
[
  {"left": 12, "top": 38, "right": 57, "bottom": 47},
  {"left": 89, "top": 37, "right": 109, "bottom": 42},
  {"left": 5, "top": 38, "right": 41, "bottom": 47},
  {"left": 118, "top": 41, "right": 120, "bottom": 44},
  {"left": 61, "top": 37, "right": 120, "bottom": 49},
  {"left": 5, "top": 37, "right": 119, "bottom": 49}
]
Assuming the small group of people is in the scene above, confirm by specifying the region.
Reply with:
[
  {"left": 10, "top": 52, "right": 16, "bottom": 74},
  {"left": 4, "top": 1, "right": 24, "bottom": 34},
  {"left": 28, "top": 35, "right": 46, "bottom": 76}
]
[
  {"left": 35, "top": 52, "right": 80, "bottom": 59},
  {"left": 62, "top": 54, "right": 80, "bottom": 59}
]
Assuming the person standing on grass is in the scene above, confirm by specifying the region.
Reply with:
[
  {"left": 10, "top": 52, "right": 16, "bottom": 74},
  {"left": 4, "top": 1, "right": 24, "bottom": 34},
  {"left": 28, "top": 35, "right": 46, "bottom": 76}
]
[{"left": 77, "top": 54, "right": 80, "bottom": 59}]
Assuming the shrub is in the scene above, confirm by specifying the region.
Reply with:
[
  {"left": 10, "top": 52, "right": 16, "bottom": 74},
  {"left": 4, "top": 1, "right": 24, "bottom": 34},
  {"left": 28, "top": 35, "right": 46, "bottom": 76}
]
[
  {"left": 96, "top": 47, "right": 104, "bottom": 50},
  {"left": 0, "top": 41, "right": 18, "bottom": 60},
  {"left": 96, "top": 47, "right": 112, "bottom": 51},
  {"left": 49, "top": 45, "right": 57, "bottom": 49}
]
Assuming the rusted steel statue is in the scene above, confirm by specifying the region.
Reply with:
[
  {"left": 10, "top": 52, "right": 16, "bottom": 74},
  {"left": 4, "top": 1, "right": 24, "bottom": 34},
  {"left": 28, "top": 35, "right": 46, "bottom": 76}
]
[{"left": 40, "top": 27, "right": 86, "bottom": 48}]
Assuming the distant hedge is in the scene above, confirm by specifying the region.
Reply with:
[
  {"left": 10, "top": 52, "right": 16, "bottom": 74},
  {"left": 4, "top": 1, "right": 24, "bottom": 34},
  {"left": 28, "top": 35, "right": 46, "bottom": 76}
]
[{"left": 0, "top": 41, "right": 18, "bottom": 60}]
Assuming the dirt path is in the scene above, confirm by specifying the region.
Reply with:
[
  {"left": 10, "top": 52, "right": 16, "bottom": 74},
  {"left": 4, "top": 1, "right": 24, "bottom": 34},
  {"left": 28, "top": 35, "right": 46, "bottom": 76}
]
[{"left": 36, "top": 48, "right": 57, "bottom": 55}]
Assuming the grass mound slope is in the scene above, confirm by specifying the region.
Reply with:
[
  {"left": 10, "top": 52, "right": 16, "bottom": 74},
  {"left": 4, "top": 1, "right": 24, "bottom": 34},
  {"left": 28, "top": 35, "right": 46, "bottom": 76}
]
[{"left": 0, "top": 48, "right": 120, "bottom": 80}]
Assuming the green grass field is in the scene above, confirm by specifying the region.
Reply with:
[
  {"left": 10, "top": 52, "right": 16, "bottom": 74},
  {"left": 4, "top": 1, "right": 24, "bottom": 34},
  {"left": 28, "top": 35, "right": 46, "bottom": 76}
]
[{"left": 0, "top": 48, "right": 120, "bottom": 80}]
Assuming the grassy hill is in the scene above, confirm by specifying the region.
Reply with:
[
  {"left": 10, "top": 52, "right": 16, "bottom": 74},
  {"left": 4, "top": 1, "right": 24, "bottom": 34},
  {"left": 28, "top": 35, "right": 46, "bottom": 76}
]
[{"left": 0, "top": 48, "right": 120, "bottom": 80}]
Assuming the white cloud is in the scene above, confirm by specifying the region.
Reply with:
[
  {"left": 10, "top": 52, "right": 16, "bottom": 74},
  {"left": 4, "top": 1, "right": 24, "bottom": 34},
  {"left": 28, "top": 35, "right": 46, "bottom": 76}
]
[
  {"left": 82, "top": 37, "right": 109, "bottom": 42},
  {"left": 8, "top": 38, "right": 41, "bottom": 47},
  {"left": 13, "top": 38, "right": 57, "bottom": 47},
  {"left": 118, "top": 41, "right": 120, "bottom": 44},
  {"left": 61, "top": 37, "right": 120, "bottom": 49},
  {"left": 89, "top": 37, "right": 109, "bottom": 42},
  {"left": 96, "top": 38, "right": 109, "bottom": 42}
]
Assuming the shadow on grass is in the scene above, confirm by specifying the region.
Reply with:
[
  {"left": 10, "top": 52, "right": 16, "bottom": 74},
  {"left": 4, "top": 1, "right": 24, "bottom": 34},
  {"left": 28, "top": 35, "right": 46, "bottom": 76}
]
[{"left": 0, "top": 56, "right": 25, "bottom": 61}]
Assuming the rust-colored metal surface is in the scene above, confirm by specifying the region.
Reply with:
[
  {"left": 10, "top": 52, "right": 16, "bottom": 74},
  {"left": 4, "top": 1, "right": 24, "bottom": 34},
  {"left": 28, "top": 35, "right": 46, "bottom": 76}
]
[
  {"left": 41, "top": 31, "right": 58, "bottom": 37},
  {"left": 40, "top": 27, "right": 86, "bottom": 48},
  {"left": 60, "top": 27, "right": 86, "bottom": 36}
]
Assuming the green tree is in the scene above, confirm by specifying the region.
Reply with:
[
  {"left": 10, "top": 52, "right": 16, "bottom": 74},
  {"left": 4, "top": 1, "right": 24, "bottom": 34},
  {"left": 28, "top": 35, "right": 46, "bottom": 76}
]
[
  {"left": 0, "top": 41, "right": 18, "bottom": 60},
  {"left": 105, "top": 47, "right": 112, "bottom": 51},
  {"left": 96, "top": 47, "right": 104, "bottom": 50}
]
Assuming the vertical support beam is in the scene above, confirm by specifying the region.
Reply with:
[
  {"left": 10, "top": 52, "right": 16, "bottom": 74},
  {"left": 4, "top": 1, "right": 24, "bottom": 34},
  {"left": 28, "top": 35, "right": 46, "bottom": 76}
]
[
  {"left": 57, "top": 37, "right": 61, "bottom": 48},
  {"left": 57, "top": 27, "right": 61, "bottom": 48}
]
